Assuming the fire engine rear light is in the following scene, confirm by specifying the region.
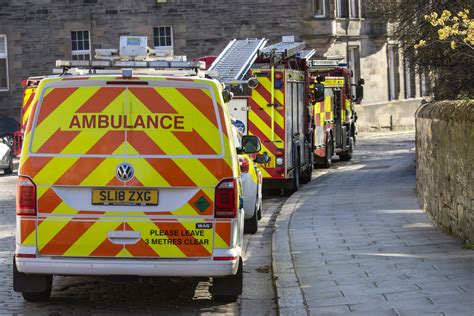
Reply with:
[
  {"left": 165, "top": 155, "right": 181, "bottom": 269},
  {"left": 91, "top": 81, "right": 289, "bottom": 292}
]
[
  {"left": 275, "top": 148, "right": 284, "bottom": 157},
  {"left": 276, "top": 166, "right": 285, "bottom": 174},
  {"left": 276, "top": 157, "right": 284, "bottom": 166},
  {"left": 215, "top": 178, "right": 237, "bottom": 218},
  {"left": 239, "top": 157, "right": 250, "bottom": 173},
  {"left": 16, "top": 176, "right": 36, "bottom": 216},
  {"left": 213, "top": 256, "right": 238, "bottom": 261}
]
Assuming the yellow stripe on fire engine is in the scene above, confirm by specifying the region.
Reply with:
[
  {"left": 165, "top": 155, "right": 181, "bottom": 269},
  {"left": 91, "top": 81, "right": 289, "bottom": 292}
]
[
  {"left": 250, "top": 89, "right": 285, "bottom": 131},
  {"left": 323, "top": 79, "right": 344, "bottom": 86},
  {"left": 258, "top": 77, "right": 285, "bottom": 105}
]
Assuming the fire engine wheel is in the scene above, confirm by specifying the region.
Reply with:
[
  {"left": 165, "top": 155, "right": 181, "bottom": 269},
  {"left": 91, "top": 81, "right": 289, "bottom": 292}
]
[
  {"left": 315, "top": 135, "right": 333, "bottom": 169},
  {"left": 211, "top": 257, "right": 243, "bottom": 302},
  {"left": 244, "top": 202, "right": 259, "bottom": 234},
  {"left": 284, "top": 158, "right": 300, "bottom": 196},
  {"left": 339, "top": 137, "right": 354, "bottom": 161},
  {"left": 13, "top": 257, "right": 52, "bottom": 302},
  {"left": 300, "top": 165, "right": 312, "bottom": 184}
]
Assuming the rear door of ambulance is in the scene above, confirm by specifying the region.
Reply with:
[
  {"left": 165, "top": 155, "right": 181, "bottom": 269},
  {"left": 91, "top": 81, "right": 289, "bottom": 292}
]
[{"left": 25, "top": 77, "right": 236, "bottom": 261}]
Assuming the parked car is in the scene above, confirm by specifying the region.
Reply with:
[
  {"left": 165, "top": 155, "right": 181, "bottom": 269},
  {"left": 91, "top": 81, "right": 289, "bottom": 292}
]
[
  {"left": 0, "top": 117, "right": 20, "bottom": 148},
  {"left": 232, "top": 123, "right": 268, "bottom": 234},
  {"left": 0, "top": 137, "right": 13, "bottom": 174}
]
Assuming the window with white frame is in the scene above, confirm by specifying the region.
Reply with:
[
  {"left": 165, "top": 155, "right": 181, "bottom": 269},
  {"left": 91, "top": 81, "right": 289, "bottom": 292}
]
[
  {"left": 71, "top": 30, "right": 91, "bottom": 61},
  {"left": 153, "top": 26, "right": 173, "bottom": 50},
  {"left": 0, "top": 35, "right": 8, "bottom": 91},
  {"left": 336, "top": 0, "right": 349, "bottom": 18},
  {"left": 314, "top": 0, "right": 327, "bottom": 17},
  {"left": 388, "top": 45, "right": 400, "bottom": 101},
  {"left": 349, "top": 0, "right": 360, "bottom": 18}
]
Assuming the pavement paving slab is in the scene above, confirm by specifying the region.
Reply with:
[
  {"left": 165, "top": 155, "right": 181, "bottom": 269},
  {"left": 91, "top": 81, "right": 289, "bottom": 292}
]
[{"left": 272, "top": 132, "right": 474, "bottom": 315}]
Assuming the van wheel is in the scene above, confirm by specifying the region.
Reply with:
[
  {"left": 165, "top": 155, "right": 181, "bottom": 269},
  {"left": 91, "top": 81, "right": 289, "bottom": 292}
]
[
  {"left": 244, "top": 203, "right": 259, "bottom": 234},
  {"left": 13, "top": 257, "right": 52, "bottom": 302},
  {"left": 211, "top": 257, "right": 243, "bottom": 302},
  {"left": 339, "top": 137, "right": 353, "bottom": 161}
]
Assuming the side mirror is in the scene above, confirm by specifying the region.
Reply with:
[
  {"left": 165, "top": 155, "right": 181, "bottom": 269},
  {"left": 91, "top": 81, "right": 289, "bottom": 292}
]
[
  {"left": 354, "top": 85, "right": 363, "bottom": 104},
  {"left": 241, "top": 135, "right": 261, "bottom": 154},
  {"left": 351, "top": 83, "right": 364, "bottom": 104},
  {"left": 314, "top": 83, "right": 325, "bottom": 103},
  {"left": 222, "top": 90, "right": 233, "bottom": 103},
  {"left": 255, "top": 152, "right": 270, "bottom": 164}
]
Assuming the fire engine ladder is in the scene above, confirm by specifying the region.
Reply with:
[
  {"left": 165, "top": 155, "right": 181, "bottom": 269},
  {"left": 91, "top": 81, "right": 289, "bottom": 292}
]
[
  {"left": 209, "top": 38, "right": 268, "bottom": 83},
  {"left": 259, "top": 41, "right": 307, "bottom": 60}
]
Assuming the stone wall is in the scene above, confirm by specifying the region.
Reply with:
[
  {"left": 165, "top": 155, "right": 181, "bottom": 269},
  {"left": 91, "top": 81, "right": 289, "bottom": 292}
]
[
  {"left": 416, "top": 100, "right": 474, "bottom": 243},
  {"left": 356, "top": 98, "right": 422, "bottom": 132}
]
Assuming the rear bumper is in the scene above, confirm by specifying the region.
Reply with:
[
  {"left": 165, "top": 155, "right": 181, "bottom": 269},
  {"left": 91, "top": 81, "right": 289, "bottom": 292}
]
[{"left": 15, "top": 251, "right": 240, "bottom": 277}]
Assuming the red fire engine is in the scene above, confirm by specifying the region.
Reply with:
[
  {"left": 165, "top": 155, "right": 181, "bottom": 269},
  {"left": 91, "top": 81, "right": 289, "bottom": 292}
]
[
  {"left": 310, "top": 59, "right": 364, "bottom": 167},
  {"left": 210, "top": 38, "right": 325, "bottom": 194}
]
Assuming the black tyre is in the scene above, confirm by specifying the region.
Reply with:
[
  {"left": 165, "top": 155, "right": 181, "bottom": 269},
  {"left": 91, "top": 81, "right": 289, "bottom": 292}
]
[
  {"left": 13, "top": 257, "right": 52, "bottom": 302},
  {"left": 284, "top": 157, "right": 300, "bottom": 196},
  {"left": 315, "top": 135, "right": 332, "bottom": 168},
  {"left": 244, "top": 203, "right": 259, "bottom": 234},
  {"left": 22, "top": 289, "right": 52, "bottom": 302},
  {"left": 339, "top": 137, "right": 353, "bottom": 161},
  {"left": 211, "top": 257, "right": 243, "bottom": 302},
  {"left": 300, "top": 164, "right": 312, "bottom": 184}
]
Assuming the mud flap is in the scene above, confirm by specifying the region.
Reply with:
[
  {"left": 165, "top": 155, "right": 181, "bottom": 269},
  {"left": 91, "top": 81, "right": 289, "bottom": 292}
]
[
  {"left": 210, "top": 257, "right": 243, "bottom": 299},
  {"left": 13, "top": 257, "right": 52, "bottom": 293}
]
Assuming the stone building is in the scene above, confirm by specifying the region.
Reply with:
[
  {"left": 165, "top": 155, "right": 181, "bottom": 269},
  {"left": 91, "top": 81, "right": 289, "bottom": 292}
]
[{"left": 0, "top": 0, "right": 427, "bottom": 130}]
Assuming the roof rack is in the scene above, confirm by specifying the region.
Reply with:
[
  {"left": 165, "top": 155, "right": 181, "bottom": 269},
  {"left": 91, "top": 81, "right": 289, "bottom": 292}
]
[{"left": 55, "top": 59, "right": 205, "bottom": 70}]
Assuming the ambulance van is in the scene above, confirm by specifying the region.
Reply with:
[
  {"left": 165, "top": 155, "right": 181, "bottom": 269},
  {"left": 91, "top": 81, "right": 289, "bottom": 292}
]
[{"left": 13, "top": 70, "right": 245, "bottom": 302}]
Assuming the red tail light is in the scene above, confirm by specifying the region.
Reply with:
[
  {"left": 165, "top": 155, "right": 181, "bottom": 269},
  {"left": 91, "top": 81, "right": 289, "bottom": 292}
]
[
  {"left": 215, "top": 178, "right": 237, "bottom": 218},
  {"left": 16, "top": 176, "right": 36, "bottom": 216},
  {"left": 275, "top": 148, "right": 284, "bottom": 157},
  {"left": 239, "top": 157, "right": 250, "bottom": 173}
]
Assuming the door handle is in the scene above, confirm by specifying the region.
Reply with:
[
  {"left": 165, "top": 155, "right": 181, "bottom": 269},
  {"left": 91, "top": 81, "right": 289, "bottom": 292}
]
[{"left": 108, "top": 231, "right": 141, "bottom": 245}]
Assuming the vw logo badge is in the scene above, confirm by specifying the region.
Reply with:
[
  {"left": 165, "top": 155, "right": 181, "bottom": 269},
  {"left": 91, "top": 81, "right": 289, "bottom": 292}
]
[{"left": 116, "top": 163, "right": 134, "bottom": 182}]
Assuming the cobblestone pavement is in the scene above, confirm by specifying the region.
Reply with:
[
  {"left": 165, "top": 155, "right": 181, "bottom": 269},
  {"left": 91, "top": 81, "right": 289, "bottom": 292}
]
[
  {"left": 0, "top": 164, "right": 284, "bottom": 314},
  {"left": 276, "top": 132, "right": 474, "bottom": 315}
]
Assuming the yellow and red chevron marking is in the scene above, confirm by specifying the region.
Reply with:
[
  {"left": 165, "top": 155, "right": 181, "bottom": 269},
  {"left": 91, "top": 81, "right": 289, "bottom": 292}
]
[
  {"left": 248, "top": 74, "right": 285, "bottom": 179},
  {"left": 18, "top": 76, "right": 238, "bottom": 259},
  {"left": 21, "top": 87, "right": 37, "bottom": 131},
  {"left": 19, "top": 217, "right": 36, "bottom": 244},
  {"left": 214, "top": 220, "right": 232, "bottom": 249}
]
